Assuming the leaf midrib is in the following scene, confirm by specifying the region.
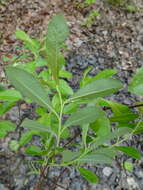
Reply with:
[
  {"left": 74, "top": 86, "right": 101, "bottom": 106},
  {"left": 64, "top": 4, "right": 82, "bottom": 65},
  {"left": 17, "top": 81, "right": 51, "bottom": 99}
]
[{"left": 13, "top": 73, "right": 54, "bottom": 113}]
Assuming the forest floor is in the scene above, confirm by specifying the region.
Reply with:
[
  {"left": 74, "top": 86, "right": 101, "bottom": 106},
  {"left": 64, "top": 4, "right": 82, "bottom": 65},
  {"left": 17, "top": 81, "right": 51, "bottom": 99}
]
[{"left": 0, "top": 0, "right": 143, "bottom": 190}]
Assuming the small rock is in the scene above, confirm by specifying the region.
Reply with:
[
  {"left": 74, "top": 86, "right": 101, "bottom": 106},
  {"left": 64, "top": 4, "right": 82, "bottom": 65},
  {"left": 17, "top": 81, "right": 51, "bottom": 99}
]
[
  {"left": 135, "top": 170, "right": 143, "bottom": 179},
  {"left": 127, "top": 177, "right": 139, "bottom": 189},
  {"left": 98, "top": 57, "right": 104, "bottom": 64},
  {"left": 55, "top": 187, "right": 64, "bottom": 190},
  {"left": 102, "top": 167, "right": 113, "bottom": 177}
]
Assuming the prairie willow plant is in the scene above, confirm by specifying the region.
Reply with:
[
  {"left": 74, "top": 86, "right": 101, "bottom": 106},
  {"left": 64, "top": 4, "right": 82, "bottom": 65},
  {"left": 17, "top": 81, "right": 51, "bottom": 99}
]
[{"left": 0, "top": 14, "right": 143, "bottom": 189}]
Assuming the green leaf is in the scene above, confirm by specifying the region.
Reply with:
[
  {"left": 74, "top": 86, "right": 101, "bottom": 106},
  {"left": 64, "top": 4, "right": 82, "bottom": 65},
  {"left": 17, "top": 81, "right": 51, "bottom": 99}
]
[
  {"left": 62, "top": 150, "right": 80, "bottom": 162},
  {"left": 36, "top": 106, "right": 47, "bottom": 116},
  {"left": 46, "top": 14, "right": 69, "bottom": 47},
  {"left": 25, "top": 145, "right": 44, "bottom": 156},
  {"left": 85, "top": 0, "right": 96, "bottom": 5},
  {"left": 38, "top": 113, "right": 51, "bottom": 126},
  {"left": 0, "top": 101, "right": 16, "bottom": 116},
  {"left": 133, "top": 121, "right": 143, "bottom": 134},
  {"left": 79, "top": 153, "right": 113, "bottom": 165},
  {"left": 52, "top": 94, "right": 60, "bottom": 112},
  {"left": 129, "top": 67, "right": 143, "bottom": 96},
  {"left": 0, "top": 84, "right": 6, "bottom": 91},
  {"left": 90, "top": 111, "right": 110, "bottom": 137},
  {"left": 24, "top": 39, "right": 40, "bottom": 54},
  {"left": 5, "top": 66, "right": 54, "bottom": 112},
  {"left": 59, "top": 80, "right": 73, "bottom": 96},
  {"left": 64, "top": 106, "right": 102, "bottom": 128},
  {"left": 9, "top": 140, "right": 19, "bottom": 151},
  {"left": 116, "top": 146, "right": 141, "bottom": 160},
  {"left": 110, "top": 113, "right": 138, "bottom": 123},
  {"left": 46, "top": 14, "right": 69, "bottom": 83},
  {"left": 72, "top": 78, "right": 123, "bottom": 101},
  {"left": 98, "top": 98, "right": 138, "bottom": 125},
  {"left": 80, "top": 66, "right": 93, "bottom": 87},
  {"left": 0, "top": 120, "right": 16, "bottom": 138},
  {"left": 15, "top": 30, "right": 31, "bottom": 42},
  {"left": 0, "top": 90, "right": 22, "bottom": 101},
  {"left": 123, "top": 161, "right": 133, "bottom": 172},
  {"left": 92, "top": 147, "right": 117, "bottom": 158},
  {"left": 63, "top": 103, "right": 78, "bottom": 114},
  {"left": 19, "top": 131, "right": 36, "bottom": 146},
  {"left": 22, "top": 119, "right": 54, "bottom": 135},
  {"left": 45, "top": 47, "right": 63, "bottom": 83},
  {"left": 90, "top": 127, "right": 132, "bottom": 151},
  {"left": 98, "top": 98, "right": 133, "bottom": 115},
  {"left": 35, "top": 56, "right": 47, "bottom": 67},
  {"left": 59, "top": 70, "right": 72, "bottom": 79},
  {"left": 16, "top": 61, "right": 36, "bottom": 74},
  {"left": 93, "top": 69, "right": 117, "bottom": 81},
  {"left": 78, "top": 168, "right": 99, "bottom": 184},
  {"left": 61, "top": 127, "right": 70, "bottom": 139}
]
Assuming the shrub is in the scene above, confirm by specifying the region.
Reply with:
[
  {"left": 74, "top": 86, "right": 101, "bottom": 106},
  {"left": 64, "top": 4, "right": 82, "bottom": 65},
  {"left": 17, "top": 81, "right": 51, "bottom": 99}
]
[{"left": 1, "top": 14, "right": 143, "bottom": 189}]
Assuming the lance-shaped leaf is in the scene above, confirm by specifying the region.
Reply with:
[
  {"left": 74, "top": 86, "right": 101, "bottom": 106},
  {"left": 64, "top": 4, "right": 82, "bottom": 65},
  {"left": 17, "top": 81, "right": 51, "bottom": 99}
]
[
  {"left": 90, "top": 111, "right": 111, "bottom": 137},
  {"left": 116, "top": 146, "right": 141, "bottom": 160},
  {"left": 0, "top": 120, "right": 16, "bottom": 138},
  {"left": 15, "top": 30, "right": 39, "bottom": 54},
  {"left": 62, "top": 150, "right": 80, "bottom": 162},
  {"left": 92, "top": 147, "right": 117, "bottom": 158},
  {"left": 71, "top": 78, "right": 123, "bottom": 100},
  {"left": 93, "top": 69, "right": 117, "bottom": 81},
  {"left": 64, "top": 106, "right": 102, "bottom": 128},
  {"left": 5, "top": 66, "right": 54, "bottom": 112},
  {"left": 19, "top": 130, "right": 39, "bottom": 147},
  {"left": 129, "top": 67, "right": 143, "bottom": 96},
  {"left": 78, "top": 168, "right": 99, "bottom": 184},
  {"left": 0, "top": 101, "right": 16, "bottom": 116},
  {"left": 15, "top": 30, "right": 32, "bottom": 42},
  {"left": 25, "top": 145, "right": 48, "bottom": 156},
  {"left": 0, "top": 89, "right": 22, "bottom": 101},
  {"left": 46, "top": 14, "right": 69, "bottom": 83},
  {"left": 46, "top": 14, "right": 69, "bottom": 47},
  {"left": 21, "top": 119, "right": 54, "bottom": 135},
  {"left": 98, "top": 98, "right": 138, "bottom": 123},
  {"left": 79, "top": 153, "right": 113, "bottom": 165},
  {"left": 90, "top": 127, "right": 132, "bottom": 151}
]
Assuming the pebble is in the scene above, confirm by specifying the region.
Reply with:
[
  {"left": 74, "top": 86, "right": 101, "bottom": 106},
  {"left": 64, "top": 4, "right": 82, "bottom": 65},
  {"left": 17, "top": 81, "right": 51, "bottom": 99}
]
[
  {"left": 127, "top": 177, "right": 139, "bottom": 189},
  {"left": 55, "top": 187, "right": 65, "bottom": 190},
  {"left": 135, "top": 170, "right": 143, "bottom": 179},
  {"left": 102, "top": 167, "right": 113, "bottom": 177}
]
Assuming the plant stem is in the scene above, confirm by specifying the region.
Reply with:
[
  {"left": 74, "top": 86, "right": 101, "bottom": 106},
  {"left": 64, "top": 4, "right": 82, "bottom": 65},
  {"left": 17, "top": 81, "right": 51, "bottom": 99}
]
[
  {"left": 109, "top": 118, "right": 143, "bottom": 149},
  {"left": 56, "top": 86, "right": 64, "bottom": 147}
]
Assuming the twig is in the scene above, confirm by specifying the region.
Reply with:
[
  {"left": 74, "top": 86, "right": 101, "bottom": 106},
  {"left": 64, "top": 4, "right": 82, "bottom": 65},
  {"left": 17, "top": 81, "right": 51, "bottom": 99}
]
[
  {"left": 50, "top": 179, "right": 67, "bottom": 190},
  {"left": 129, "top": 103, "right": 143, "bottom": 109},
  {"left": 63, "top": 129, "right": 81, "bottom": 148},
  {"left": 34, "top": 163, "right": 49, "bottom": 190},
  {"left": 51, "top": 168, "right": 68, "bottom": 190}
]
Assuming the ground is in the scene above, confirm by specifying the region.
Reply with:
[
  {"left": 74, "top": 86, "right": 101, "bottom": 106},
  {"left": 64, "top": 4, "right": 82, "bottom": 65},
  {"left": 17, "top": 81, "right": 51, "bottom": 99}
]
[{"left": 0, "top": 0, "right": 143, "bottom": 190}]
